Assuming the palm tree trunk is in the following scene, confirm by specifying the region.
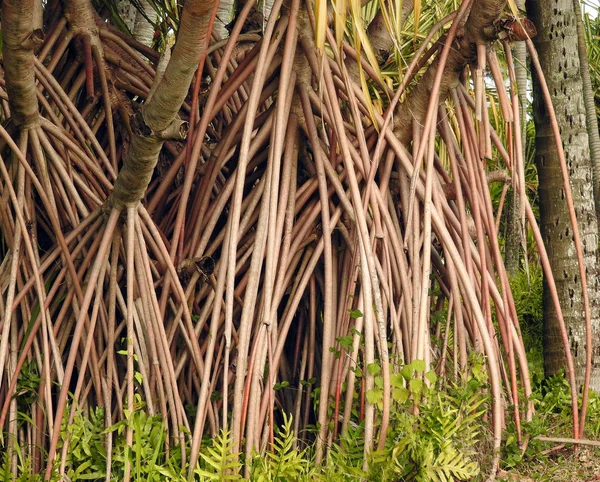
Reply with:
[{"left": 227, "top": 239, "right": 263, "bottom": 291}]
[
  {"left": 505, "top": 0, "right": 528, "bottom": 276},
  {"left": 572, "top": 0, "right": 600, "bottom": 220},
  {"left": 528, "top": 0, "right": 600, "bottom": 391},
  {"left": 215, "top": 0, "right": 235, "bottom": 38},
  {"left": 133, "top": 0, "right": 158, "bottom": 47},
  {"left": 116, "top": 0, "right": 137, "bottom": 32}
]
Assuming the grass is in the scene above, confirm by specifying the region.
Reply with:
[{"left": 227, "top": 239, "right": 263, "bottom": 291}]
[{"left": 498, "top": 446, "right": 600, "bottom": 481}]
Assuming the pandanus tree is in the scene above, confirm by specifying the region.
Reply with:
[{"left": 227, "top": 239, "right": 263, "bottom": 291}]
[{"left": 0, "top": 0, "right": 593, "bottom": 480}]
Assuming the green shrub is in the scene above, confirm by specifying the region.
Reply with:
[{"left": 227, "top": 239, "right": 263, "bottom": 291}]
[{"left": 0, "top": 363, "right": 489, "bottom": 482}]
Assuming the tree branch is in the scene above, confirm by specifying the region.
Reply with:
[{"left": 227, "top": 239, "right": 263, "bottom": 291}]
[
  {"left": 2, "top": 0, "right": 42, "bottom": 127},
  {"left": 112, "top": 0, "right": 215, "bottom": 207},
  {"left": 393, "top": 0, "right": 507, "bottom": 144}
]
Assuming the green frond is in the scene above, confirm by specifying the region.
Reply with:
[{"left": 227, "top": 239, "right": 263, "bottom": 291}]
[
  {"left": 430, "top": 447, "right": 480, "bottom": 482},
  {"left": 195, "top": 429, "right": 243, "bottom": 481},
  {"left": 251, "top": 414, "right": 310, "bottom": 481}
]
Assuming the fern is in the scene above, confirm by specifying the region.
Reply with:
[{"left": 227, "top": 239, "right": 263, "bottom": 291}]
[
  {"left": 324, "top": 425, "right": 369, "bottom": 481},
  {"left": 251, "top": 414, "right": 310, "bottom": 481},
  {"left": 0, "top": 362, "right": 492, "bottom": 482},
  {"left": 429, "top": 448, "right": 479, "bottom": 482},
  {"left": 195, "top": 428, "right": 243, "bottom": 481},
  {"left": 385, "top": 369, "right": 488, "bottom": 482}
]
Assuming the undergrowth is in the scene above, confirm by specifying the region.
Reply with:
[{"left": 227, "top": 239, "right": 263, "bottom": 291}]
[
  {"left": 0, "top": 362, "right": 488, "bottom": 481},
  {"left": 509, "top": 266, "right": 544, "bottom": 379},
  {"left": 3, "top": 338, "right": 598, "bottom": 481}
]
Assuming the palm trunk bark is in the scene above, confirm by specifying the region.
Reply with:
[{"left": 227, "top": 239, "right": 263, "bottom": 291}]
[
  {"left": 116, "top": 0, "right": 137, "bottom": 32},
  {"left": 132, "top": 0, "right": 158, "bottom": 47},
  {"left": 528, "top": 0, "right": 600, "bottom": 391},
  {"left": 505, "top": 0, "right": 528, "bottom": 276},
  {"left": 572, "top": 0, "right": 600, "bottom": 220},
  {"left": 215, "top": 0, "right": 235, "bottom": 38}
]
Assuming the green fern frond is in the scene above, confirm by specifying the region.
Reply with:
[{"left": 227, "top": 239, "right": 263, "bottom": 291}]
[
  {"left": 252, "top": 414, "right": 310, "bottom": 481},
  {"left": 429, "top": 448, "right": 479, "bottom": 482},
  {"left": 195, "top": 428, "right": 243, "bottom": 481},
  {"left": 324, "top": 425, "right": 369, "bottom": 480}
]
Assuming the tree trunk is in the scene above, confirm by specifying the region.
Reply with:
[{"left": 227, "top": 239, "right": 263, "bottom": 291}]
[
  {"left": 528, "top": 0, "right": 600, "bottom": 390},
  {"left": 2, "top": 0, "right": 40, "bottom": 128},
  {"left": 572, "top": 0, "right": 600, "bottom": 221},
  {"left": 393, "top": 0, "right": 508, "bottom": 143},
  {"left": 505, "top": 0, "right": 528, "bottom": 276},
  {"left": 133, "top": 0, "right": 157, "bottom": 47},
  {"left": 112, "top": 0, "right": 214, "bottom": 207},
  {"left": 116, "top": 0, "right": 137, "bottom": 32},
  {"left": 214, "top": 0, "right": 235, "bottom": 39}
]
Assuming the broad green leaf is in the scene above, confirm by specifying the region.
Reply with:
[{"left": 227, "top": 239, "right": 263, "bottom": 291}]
[
  {"left": 336, "top": 334, "right": 354, "bottom": 350},
  {"left": 391, "top": 373, "right": 404, "bottom": 387},
  {"left": 366, "top": 388, "right": 383, "bottom": 405},
  {"left": 367, "top": 362, "right": 381, "bottom": 375},
  {"left": 412, "top": 359, "right": 426, "bottom": 373},
  {"left": 349, "top": 308, "right": 364, "bottom": 319},
  {"left": 409, "top": 378, "right": 423, "bottom": 394},
  {"left": 426, "top": 370, "right": 438, "bottom": 385},
  {"left": 393, "top": 387, "right": 411, "bottom": 403},
  {"left": 401, "top": 364, "right": 413, "bottom": 380}
]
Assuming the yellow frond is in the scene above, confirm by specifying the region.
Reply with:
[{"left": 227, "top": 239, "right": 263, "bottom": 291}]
[
  {"left": 334, "top": 0, "right": 347, "bottom": 49},
  {"left": 506, "top": 0, "right": 519, "bottom": 17},
  {"left": 413, "top": 0, "right": 421, "bottom": 41},
  {"left": 315, "top": 0, "right": 328, "bottom": 51},
  {"left": 349, "top": 0, "right": 384, "bottom": 84}
]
